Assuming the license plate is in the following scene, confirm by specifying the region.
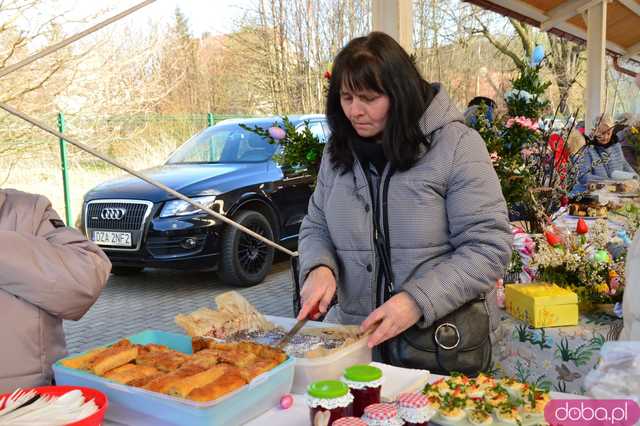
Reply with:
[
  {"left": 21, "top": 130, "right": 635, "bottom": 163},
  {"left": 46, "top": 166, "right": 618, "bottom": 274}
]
[{"left": 92, "top": 231, "right": 132, "bottom": 247}]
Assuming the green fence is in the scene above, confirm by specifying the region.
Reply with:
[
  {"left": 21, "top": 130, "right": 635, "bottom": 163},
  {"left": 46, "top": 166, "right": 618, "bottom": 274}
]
[{"left": 56, "top": 112, "right": 245, "bottom": 226}]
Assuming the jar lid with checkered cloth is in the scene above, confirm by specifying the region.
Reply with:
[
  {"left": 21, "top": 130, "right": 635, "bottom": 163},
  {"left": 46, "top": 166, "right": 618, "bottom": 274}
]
[{"left": 361, "top": 403, "right": 403, "bottom": 426}]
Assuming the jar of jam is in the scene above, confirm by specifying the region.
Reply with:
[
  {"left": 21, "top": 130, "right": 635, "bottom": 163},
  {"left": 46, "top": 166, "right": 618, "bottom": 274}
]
[
  {"left": 396, "top": 392, "right": 436, "bottom": 426},
  {"left": 361, "top": 403, "right": 404, "bottom": 426},
  {"left": 333, "top": 417, "right": 368, "bottom": 426},
  {"left": 306, "top": 380, "right": 354, "bottom": 425},
  {"left": 341, "top": 364, "right": 383, "bottom": 417}
]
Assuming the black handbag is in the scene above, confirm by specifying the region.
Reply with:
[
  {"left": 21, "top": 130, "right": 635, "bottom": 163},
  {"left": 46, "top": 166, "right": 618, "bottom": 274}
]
[
  {"left": 379, "top": 296, "right": 492, "bottom": 376},
  {"left": 369, "top": 171, "right": 492, "bottom": 376}
]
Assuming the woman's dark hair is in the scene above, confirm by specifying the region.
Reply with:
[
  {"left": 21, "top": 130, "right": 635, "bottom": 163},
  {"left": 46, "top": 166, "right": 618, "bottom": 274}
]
[{"left": 326, "top": 31, "right": 435, "bottom": 172}]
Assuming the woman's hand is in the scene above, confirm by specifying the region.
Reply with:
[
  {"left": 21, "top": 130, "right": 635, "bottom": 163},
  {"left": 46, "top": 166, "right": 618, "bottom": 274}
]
[
  {"left": 297, "top": 266, "right": 336, "bottom": 321},
  {"left": 360, "top": 292, "right": 422, "bottom": 348}
]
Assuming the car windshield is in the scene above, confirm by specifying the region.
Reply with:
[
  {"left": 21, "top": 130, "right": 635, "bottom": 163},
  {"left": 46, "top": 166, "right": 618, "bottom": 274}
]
[{"left": 166, "top": 123, "right": 279, "bottom": 164}]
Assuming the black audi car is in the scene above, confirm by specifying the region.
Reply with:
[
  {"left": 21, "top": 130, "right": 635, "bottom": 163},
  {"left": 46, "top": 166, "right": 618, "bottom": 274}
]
[{"left": 80, "top": 115, "right": 328, "bottom": 286}]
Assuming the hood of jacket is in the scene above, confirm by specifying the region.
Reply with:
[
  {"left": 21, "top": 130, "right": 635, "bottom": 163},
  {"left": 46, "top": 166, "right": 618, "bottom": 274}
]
[{"left": 418, "top": 83, "right": 465, "bottom": 140}]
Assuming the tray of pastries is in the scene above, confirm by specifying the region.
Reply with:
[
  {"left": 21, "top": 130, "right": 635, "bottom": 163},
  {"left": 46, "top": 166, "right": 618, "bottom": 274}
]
[
  {"left": 53, "top": 330, "right": 295, "bottom": 426},
  {"left": 58, "top": 336, "right": 287, "bottom": 402}
]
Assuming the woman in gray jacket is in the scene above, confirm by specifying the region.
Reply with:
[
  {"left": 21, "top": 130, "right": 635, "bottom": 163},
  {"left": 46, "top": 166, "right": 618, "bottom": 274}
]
[{"left": 297, "top": 32, "right": 512, "bottom": 351}]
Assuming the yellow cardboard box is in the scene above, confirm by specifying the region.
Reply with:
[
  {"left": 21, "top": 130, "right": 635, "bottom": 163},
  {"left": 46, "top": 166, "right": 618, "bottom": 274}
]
[{"left": 505, "top": 283, "right": 578, "bottom": 328}]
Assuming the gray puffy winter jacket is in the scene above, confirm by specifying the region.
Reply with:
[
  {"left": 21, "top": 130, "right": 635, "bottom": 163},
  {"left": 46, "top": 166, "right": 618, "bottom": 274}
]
[{"left": 298, "top": 84, "right": 512, "bottom": 331}]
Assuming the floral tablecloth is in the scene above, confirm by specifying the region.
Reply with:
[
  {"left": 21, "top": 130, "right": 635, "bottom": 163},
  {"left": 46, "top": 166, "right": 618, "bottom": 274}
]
[{"left": 493, "top": 310, "right": 623, "bottom": 395}]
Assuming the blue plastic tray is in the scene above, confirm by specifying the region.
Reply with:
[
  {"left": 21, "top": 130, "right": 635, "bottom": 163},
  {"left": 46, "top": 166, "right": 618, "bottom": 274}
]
[{"left": 53, "top": 330, "right": 295, "bottom": 426}]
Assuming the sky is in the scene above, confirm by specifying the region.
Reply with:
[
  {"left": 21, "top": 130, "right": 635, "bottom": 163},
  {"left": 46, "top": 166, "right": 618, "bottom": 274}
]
[{"left": 57, "top": 0, "right": 255, "bottom": 37}]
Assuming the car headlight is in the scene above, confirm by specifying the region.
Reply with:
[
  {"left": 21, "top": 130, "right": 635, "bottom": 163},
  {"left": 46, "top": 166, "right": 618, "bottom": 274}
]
[{"left": 159, "top": 195, "right": 217, "bottom": 218}]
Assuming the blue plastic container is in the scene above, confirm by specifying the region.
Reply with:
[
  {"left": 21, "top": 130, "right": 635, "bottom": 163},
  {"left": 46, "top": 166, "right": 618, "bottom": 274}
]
[{"left": 53, "top": 330, "right": 295, "bottom": 426}]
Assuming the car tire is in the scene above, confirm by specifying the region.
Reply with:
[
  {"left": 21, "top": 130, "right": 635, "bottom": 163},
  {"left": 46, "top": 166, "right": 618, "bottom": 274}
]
[
  {"left": 220, "top": 210, "right": 275, "bottom": 287},
  {"left": 111, "top": 266, "right": 144, "bottom": 275}
]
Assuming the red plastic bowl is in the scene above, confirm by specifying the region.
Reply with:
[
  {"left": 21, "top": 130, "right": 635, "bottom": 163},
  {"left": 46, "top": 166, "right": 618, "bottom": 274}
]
[{"left": 0, "top": 385, "right": 108, "bottom": 426}]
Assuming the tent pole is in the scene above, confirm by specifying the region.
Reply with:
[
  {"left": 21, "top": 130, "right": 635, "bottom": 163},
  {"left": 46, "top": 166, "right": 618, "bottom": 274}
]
[{"left": 585, "top": 0, "right": 608, "bottom": 130}]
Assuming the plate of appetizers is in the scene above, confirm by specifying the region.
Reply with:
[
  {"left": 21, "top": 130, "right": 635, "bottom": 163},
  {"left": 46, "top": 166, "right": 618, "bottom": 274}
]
[{"left": 423, "top": 373, "right": 551, "bottom": 426}]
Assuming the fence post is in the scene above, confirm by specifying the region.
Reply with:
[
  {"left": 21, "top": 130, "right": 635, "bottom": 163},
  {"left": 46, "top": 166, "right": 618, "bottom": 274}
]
[
  {"left": 58, "top": 112, "right": 72, "bottom": 226},
  {"left": 207, "top": 112, "right": 214, "bottom": 161}
]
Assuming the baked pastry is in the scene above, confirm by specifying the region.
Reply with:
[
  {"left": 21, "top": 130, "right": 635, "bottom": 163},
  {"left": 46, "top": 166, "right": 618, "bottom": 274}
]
[
  {"left": 187, "top": 370, "right": 248, "bottom": 402},
  {"left": 167, "top": 364, "right": 230, "bottom": 398},
  {"left": 59, "top": 347, "right": 107, "bottom": 370},
  {"left": 128, "top": 372, "right": 164, "bottom": 388},
  {"left": 90, "top": 345, "right": 139, "bottom": 375},
  {"left": 239, "top": 359, "right": 279, "bottom": 382},
  {"left": 143, "top": 364, "right": 207, "bottom": 393},
  {"left": 136, "top": 349, "right": 189, "bottom": 372},
  {"left": 103, "top": 363, "right": 159, "bottom": 384}
]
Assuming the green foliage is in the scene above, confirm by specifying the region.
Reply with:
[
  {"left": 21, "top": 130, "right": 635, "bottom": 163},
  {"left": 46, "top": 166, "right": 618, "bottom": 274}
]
[
  {"left": 240, "top": 116, "right": 324, "bottom": 178},
  {"left": 470, "top": 59, "right": 573, "bottom": 233},
  {"left": 507, "top": 65, "right": 551, "bottom": 120}
]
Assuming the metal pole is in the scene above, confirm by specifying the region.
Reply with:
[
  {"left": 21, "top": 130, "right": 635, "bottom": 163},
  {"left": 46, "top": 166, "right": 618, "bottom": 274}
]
[
  {"left": 0, "top": 0, "right": 156, "bottom": 79},
  {"left": 207, "top": 112, "right": 215, "bottom": 161},
  {"left": 58, "top": 112, "right": 72, "bottom": 226},
  {"left": 0, "top": 102, "right": 297, "bottom": 258}
]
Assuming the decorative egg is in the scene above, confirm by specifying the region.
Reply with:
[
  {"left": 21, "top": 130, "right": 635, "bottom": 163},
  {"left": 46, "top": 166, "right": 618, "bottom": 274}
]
[
  {"left": 594, "top": 250, "right": 610, "bottom": 263},
  {"left": 280, "top": 394, "right": 293, "bottom": 409}
]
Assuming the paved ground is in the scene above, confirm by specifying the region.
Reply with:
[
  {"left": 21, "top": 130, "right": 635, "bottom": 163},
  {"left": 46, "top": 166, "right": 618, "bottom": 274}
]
[{"left": 63, "top": 259, "right": 295, "bottom": 354}]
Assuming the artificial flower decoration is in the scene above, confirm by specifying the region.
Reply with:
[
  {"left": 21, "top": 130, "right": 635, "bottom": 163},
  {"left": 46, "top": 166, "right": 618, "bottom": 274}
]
[
  {"left": 268, "top": 126, "right": 286, "bottom": 141},
  {"left": 532, "top": 218, "right": 627, "bottom": 305},
  {"left": 576, "top": 218, "right": 589, "bottom": 235},
  {"left": 544, "top": 230, "right": 562, "bottom": 247},
  {"left": 323, "top": 62, "right": 332, "bottom": 81},
  {"left": 505, "top": 116, "right": 539, "bottom": 131},
  {"left": 504, "top": 89, "right": 534, "bottom": 103}
]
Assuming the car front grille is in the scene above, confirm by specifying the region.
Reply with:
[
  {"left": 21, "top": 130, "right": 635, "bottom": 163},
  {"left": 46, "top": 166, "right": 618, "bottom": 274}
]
[
  {"left": 85, "top": 199, "right": 153, "bottom": 251},
  {"left": 86, "top": 201, "right": 151, "bottom": 231}
]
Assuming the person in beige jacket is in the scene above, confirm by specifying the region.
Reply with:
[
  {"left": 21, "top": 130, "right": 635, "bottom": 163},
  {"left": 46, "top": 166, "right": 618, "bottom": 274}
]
[{"left": 0, "top": 189, "right": 111, "bottom": 392}]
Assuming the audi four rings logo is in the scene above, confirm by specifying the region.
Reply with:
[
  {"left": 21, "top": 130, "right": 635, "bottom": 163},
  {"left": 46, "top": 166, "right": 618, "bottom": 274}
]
[{"left": 100, "top": 207, "right": 127, "bottom": 220}]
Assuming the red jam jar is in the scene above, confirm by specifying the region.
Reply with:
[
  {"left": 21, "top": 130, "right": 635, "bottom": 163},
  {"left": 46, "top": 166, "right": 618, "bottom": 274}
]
[
  {"left": 333, "top": 417, "right": 368, "bottom": 426},
  {"left": 342, "top": 364, "right": 383, "bottom": 417},
  {"left": 396, "top": 392, "right": 436, "bottom": 426},
  {"left": 306, "top": 380, "right": 354, "bottom": 425},
  {"left": 361, "top": 403, "right": 404, "bottom": 426}
]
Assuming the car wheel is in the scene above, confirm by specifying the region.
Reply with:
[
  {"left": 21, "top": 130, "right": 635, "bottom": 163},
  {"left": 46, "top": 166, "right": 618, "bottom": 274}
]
[
  {"left": 111, "top": 266, "right": 144, "bottom": 275},
  {"left": 220, "top": 210, "right": 275, "bottom": 287}
]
